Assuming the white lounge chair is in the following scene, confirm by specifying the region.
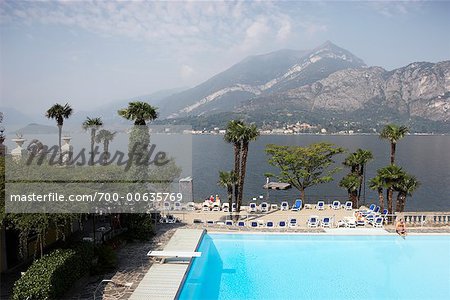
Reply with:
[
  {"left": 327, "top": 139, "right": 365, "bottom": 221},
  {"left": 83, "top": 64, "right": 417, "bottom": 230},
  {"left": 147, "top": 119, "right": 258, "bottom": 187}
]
[
  {"left": 185, "top": 202, "right": 196, "bottom": 211},
  {"left": 344, "top": 201, "right": 353, "bottom": 210},
  {"left": 331, "top": 201, "right": 341, "bottom": 210},
  {"left": 202, "top": 202, "right": 210, "bottom": 211},
  {"left": 211, "top": 202, "right": 221, "bottom": 211},
  {"left": 280, "top": 201, "right": 289, "bottom": 211},
  {"left": 249, "top": 203, "right": 257, "bottom": 213},
  {"left": 316, "top": 201, "right": 325, "bottom": 210},
  {"left": 307, "top": 216, "right": 320, "bottom": 228},
  {"left": 270, "top": 204, "right": 278, "bottom": 211},
  {"left": 174, "top": 201, "right": 182, "bottom": 211},
  {"left": 260, "top": 202, "right": 269, "bottom": 212},
  {"left": 147, "top": 250, "right": 202, "bottom": 264},
  {"left": 222, "top": 203, "right": 230, "bottom": 212},
  {"left": 289, "top": 218, "right": 298, "bottom": 228},
  {"left": 266, "top": 221, "right": 275, "bottom": 228},
  {"left": 321, "top": 217, "right": 332, "bottom": 228},
  {"left": 344, "top": 217, "right": 357, "bottom": 228},
  {"left": 231, "top": 203, "right": 237, "bottom": 212},
  {"left": 250, "top": 221, "right": 259, "bottom": 228},
  {"left": 225, "top": 220, "right": 234, "bottom": 226},
  {"left": 163, "top": 201, "right": 171, "bottom": 211},
  {"left": 373, "top": 217, "right": 384, "bottom": 228},
  {"left": 278, "top": 220, "right": 287, "bottom": 228}
]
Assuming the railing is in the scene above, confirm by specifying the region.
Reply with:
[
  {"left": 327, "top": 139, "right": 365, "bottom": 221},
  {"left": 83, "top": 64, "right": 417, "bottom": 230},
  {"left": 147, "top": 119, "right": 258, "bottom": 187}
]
[{"left": 395, "top": 212, "right": 450, "bottom": 227}]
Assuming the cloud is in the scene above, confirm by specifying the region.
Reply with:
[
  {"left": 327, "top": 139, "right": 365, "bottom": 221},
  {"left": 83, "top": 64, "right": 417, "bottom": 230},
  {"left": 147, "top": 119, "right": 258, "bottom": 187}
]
[{"left": 367, "top": 1, "right": 423, "bottom": 18}]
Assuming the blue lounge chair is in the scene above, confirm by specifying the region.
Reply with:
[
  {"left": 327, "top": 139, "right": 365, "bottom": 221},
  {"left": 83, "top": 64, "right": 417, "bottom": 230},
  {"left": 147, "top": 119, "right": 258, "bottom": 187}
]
[
  {"left": 332, "top": 201, "right": 341, "bottom": 210},
  {"left": 249, "top": 203, "right": 257, "bottom": 212},
  {"left": 373, "top": 206, "right": 380, "bottom": 214},
  {"left": 316, "top": 201, "right": 325, "bottom": 210},
  {"left": 373, "top": 217, "right": 384, "bottom": 228},
  {"left": 321, "top": 217, "right": 331, "bottom": 228},
  {"left": 308, "top": 216, "right": 320, "bottom": 228},
  {"left": 280, "top": 201, "right": 289, "bottom": 211},
  {"left": 291, "top": 199, "right": 302, "bottom": 211},
  {"left": 289, "top": 218, "right": 298, "bottom": 227},
  {"left": 361, "top": 204, "right": 376, "bottom": 216},
  {"left": 278, "top": 220, "right": 287, "bottom": 228},
  {"left": 344, "top": 201, "right": 353, "bottom": 210}
]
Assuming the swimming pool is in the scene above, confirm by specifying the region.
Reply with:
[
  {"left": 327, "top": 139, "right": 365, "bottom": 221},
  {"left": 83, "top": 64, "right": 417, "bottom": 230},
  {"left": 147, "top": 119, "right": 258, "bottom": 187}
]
[{"left": 178, "top": 234, "right": 450, "bottom": 300}]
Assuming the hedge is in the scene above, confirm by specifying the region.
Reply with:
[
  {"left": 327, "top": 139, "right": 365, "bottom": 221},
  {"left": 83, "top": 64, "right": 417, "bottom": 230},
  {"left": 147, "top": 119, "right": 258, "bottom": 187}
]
[{"left": 12, "top": 247, "right": 89, "bottom": 300}]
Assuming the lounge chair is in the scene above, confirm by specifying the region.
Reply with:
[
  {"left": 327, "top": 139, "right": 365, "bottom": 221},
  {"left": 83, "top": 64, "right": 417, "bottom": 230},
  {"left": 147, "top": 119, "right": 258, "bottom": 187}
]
[
  {"left": 206, "top": 220, "right": 215, "bottom": 225},
  {"left": 373, "top": 217, "right": 384, "bottom": 228},
  {"left": 249, "top": 203, "right": 257, "bottom": 213},
  {"left": 185, "top": 202, "right": 196, "bottom": 211},
  {"left": 225, "top": 220, "right": 234, "bottom": 226},
  {"left": 222, "top": 203, "right": 230, "bottom": 212},
  {"left": 280, "top": 201, "right": 289, "bottom": 211},
  {"left": 344, "top": 201, "right": 353, "bottom": 210},
  {"left": 344, "top": 217, "right": 357, "bottom": 228},
  {"left": 163, "top": 201, "right": 171, "bottom": 211},
  {"left": 316, "top": 201, "right": 325, "bottom": 210},
  {"left": 278, "top": 220, "right": 287, "bottom": 228},
  {"left": 174, "top": 201, "right": 182, "bottom": 211},
  {"left": 360, "top": 204, "right": 376, "bottom": 216},
  {"left": 307, "top": 216, "right": 319, "bottom": 228},
  {"left": 331, "top": 201, "right": 341, "bottom": 210},
  {"left": 291, "top": 199, "right": 302, "bottom": 211},
  {"left": 193, "top": 219, "right": 203, "bottom": 224},
  {"left": 147, "top": 250, "right": 202, "bottom": 264},
  {"left": 250, "top": 221, "right": 259, "bottom": 228},
  {"left": 270, "top": 204, "right": 278, "bottom": 211},
  {"left": 266, "top": 221, "right": 275, "bottom": 228},
  {"left": 211, "top": 203, "right": 221, "bottom": 211},
  {"left": 166, "top": 215, "right": 177, "bottom": 223},
  {"left": 373, "top": 206, "right": 380, "bottom": 214},
  {"left": 260, "top": 202, "right": 269, "bottom": 213},
  {"left": 202, "top": 202, "right": 210, "bottom": 211},
  {"left": 289, "top": 218, "right": 298, "bottom": 228},
  {"left": 237, "top": 221, "right": 246, "bottom": 227},
  {"left": 231, "top": 203, "right": 237, "bottom": 212},
  {"left": 321, "top": 217, "right": 331, "bottom": 228}
]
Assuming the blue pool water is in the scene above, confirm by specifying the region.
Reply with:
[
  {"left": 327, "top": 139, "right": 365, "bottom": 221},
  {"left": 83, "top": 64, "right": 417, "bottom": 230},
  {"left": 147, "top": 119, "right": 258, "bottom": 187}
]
[{"left": 179, "top": 234, "right": 450, "bottom": 300}]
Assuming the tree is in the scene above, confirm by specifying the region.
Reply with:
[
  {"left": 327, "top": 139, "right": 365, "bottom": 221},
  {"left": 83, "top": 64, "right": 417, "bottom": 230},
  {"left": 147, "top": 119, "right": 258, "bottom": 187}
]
[
  {"left": 377, "top": 165, "right": 406, "bottom": 214},
  {"left": 45, "top": 103, "right": 73, "bottom": 163},
  {"left": 118, "top": 101, "right": 158, "bottom": 125},
  {"left": 82, "top": 117, "right": 103, "bottom": 165},
  {"left": 380, "top": 124, "right": 409, "bottom": 165},
  {"left": 224, "top": 120, "right": 259, "bottom": 213},
  {"left": 266, "top": 142, "right": 344, "bottom": 201},
  {"left": 343, "top": 149, "right": 373, "bottom": 204},
  {"left": 339, "top": 173, "right": 361, "bottom": 208},
  {"left": 369, "top": 175, "right": 386, "bottom": 211},
  {"left": 394, "top": 175, "right": 420, "bottom": 212},
  {"left": 217, "top": 170, "right": 237, "bottom": 217},
  {"left": 95, "top": 129, "right": 116, "bottom": 165}
]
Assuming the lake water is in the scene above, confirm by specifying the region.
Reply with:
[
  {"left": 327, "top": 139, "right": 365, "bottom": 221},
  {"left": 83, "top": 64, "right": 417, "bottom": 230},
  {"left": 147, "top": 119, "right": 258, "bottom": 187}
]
[{"left": 5, "top": 134, "right": 450, "bottom": 211}]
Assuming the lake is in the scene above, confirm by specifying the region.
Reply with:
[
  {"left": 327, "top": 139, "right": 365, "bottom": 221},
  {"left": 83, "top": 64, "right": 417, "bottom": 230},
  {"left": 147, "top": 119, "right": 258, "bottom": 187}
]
[{"left": 5, "top": 133, "right": 450, "bottom": 211}]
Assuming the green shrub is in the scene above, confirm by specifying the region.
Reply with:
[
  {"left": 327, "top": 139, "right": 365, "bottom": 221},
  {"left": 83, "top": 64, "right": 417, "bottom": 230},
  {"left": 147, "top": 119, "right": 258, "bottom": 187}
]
[
  {"left": 124, "top": 213, "right": 155, "bottom": 241},
  {"left": 12, "top": 249, "right": 84, "bottom": 300}
]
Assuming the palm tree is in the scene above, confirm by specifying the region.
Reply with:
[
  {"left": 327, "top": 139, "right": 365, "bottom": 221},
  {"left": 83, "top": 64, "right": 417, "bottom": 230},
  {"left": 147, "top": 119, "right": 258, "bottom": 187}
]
[
  {"left": 217, "top": 170, "right": 237, "bottom": 217},
  {"left": 237, "top": 123, "right": 259, "bottom": 212},
  {"left": 369, "top": 175, "right": 386, "bottom": 211},
  {"left": 377, "top": 165, "right": 406, "bottom": 213},
  {"left": 117, "top": 101, "right": 158, "bottom": 125},
  {"left": 343, "top": 152, "right": 359, "bottom": 174},
  {"left": 45, "top": 103, "right": 73, "bottom": 162},
  {"left": 224, "top": 120, "right": 244, "bottom": 209},
  {"left": 339, "top": 173, "right": 361, "bottom": 208},
  {"left": 82, "top": 117, "right": 103, "bottom": 165},
  {"left": 224, "top": 120, "right": 259, "bottom": 213},
  {"left": 95, "top": 129, "right": 116, "bottom": 165},
  {"left": 354, "top": 149, "right": 373, "bottom": 202},
  {"left": 380, "top": 124, "right": 409, "bottom": 165},
  {"left": 394, "top": 175, "right": 420, "bottom": 212}
]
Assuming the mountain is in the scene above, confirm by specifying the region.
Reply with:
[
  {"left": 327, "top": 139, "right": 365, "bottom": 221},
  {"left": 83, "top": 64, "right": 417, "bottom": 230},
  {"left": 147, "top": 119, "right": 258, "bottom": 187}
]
[
  {"left": 15, "top": 123, "right": 58, "bottom": 135},
  {"left": 156, "top": 41, "right": 449, "bottom": 132},
  {"left": 159, "top": 41, "right": 366, "bottom": 118}
]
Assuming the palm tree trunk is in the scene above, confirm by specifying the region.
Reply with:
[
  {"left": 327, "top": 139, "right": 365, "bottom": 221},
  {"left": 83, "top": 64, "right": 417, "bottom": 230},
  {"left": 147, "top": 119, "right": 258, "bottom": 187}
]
[
  {"left": 238, "top": 142, "right": 249, "bottom": 213},
  {"left": 103, "top": 140, "right": 109, "bottom": 165},
  {"left": 390, "top": 142, "right": 396, "bottom": 165},
  {"left": 300, "top": 188, "right": 305, "bottom": 203},
  {"left": 233, "top": 143, "right": 241, "bottom": 211},
  {"left": 378, "top": 188, "right": 384, "bottom": 211},
  {"left": 227, "top": 185, "right": 233, "bottom": 218},
  {"left": 90, "top": 128, "right": 95, "bottom": 165},
  {"left": 397, "top": 192, "right": 407, "bottom": 212},
  {"left": 387, "top": 187, "right": 394, "bottom": 213},
  {"left": 395, "top": 192, "right": 402, "bottom": 212},
  {"left": 358, "top": 166, "right": 364, "bottom": 202},
  {"left": 400, "top": 195, "right": 407, "bottom": 212},
  {"left": 58, "top": 124, "right": 62, "bottom": 164}
]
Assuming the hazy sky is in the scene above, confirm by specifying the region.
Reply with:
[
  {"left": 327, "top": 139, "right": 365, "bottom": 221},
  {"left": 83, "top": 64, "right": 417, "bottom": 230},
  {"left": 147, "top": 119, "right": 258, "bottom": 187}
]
[{"left": 1, "top": 1, "right": 449, "bottom": 114}]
